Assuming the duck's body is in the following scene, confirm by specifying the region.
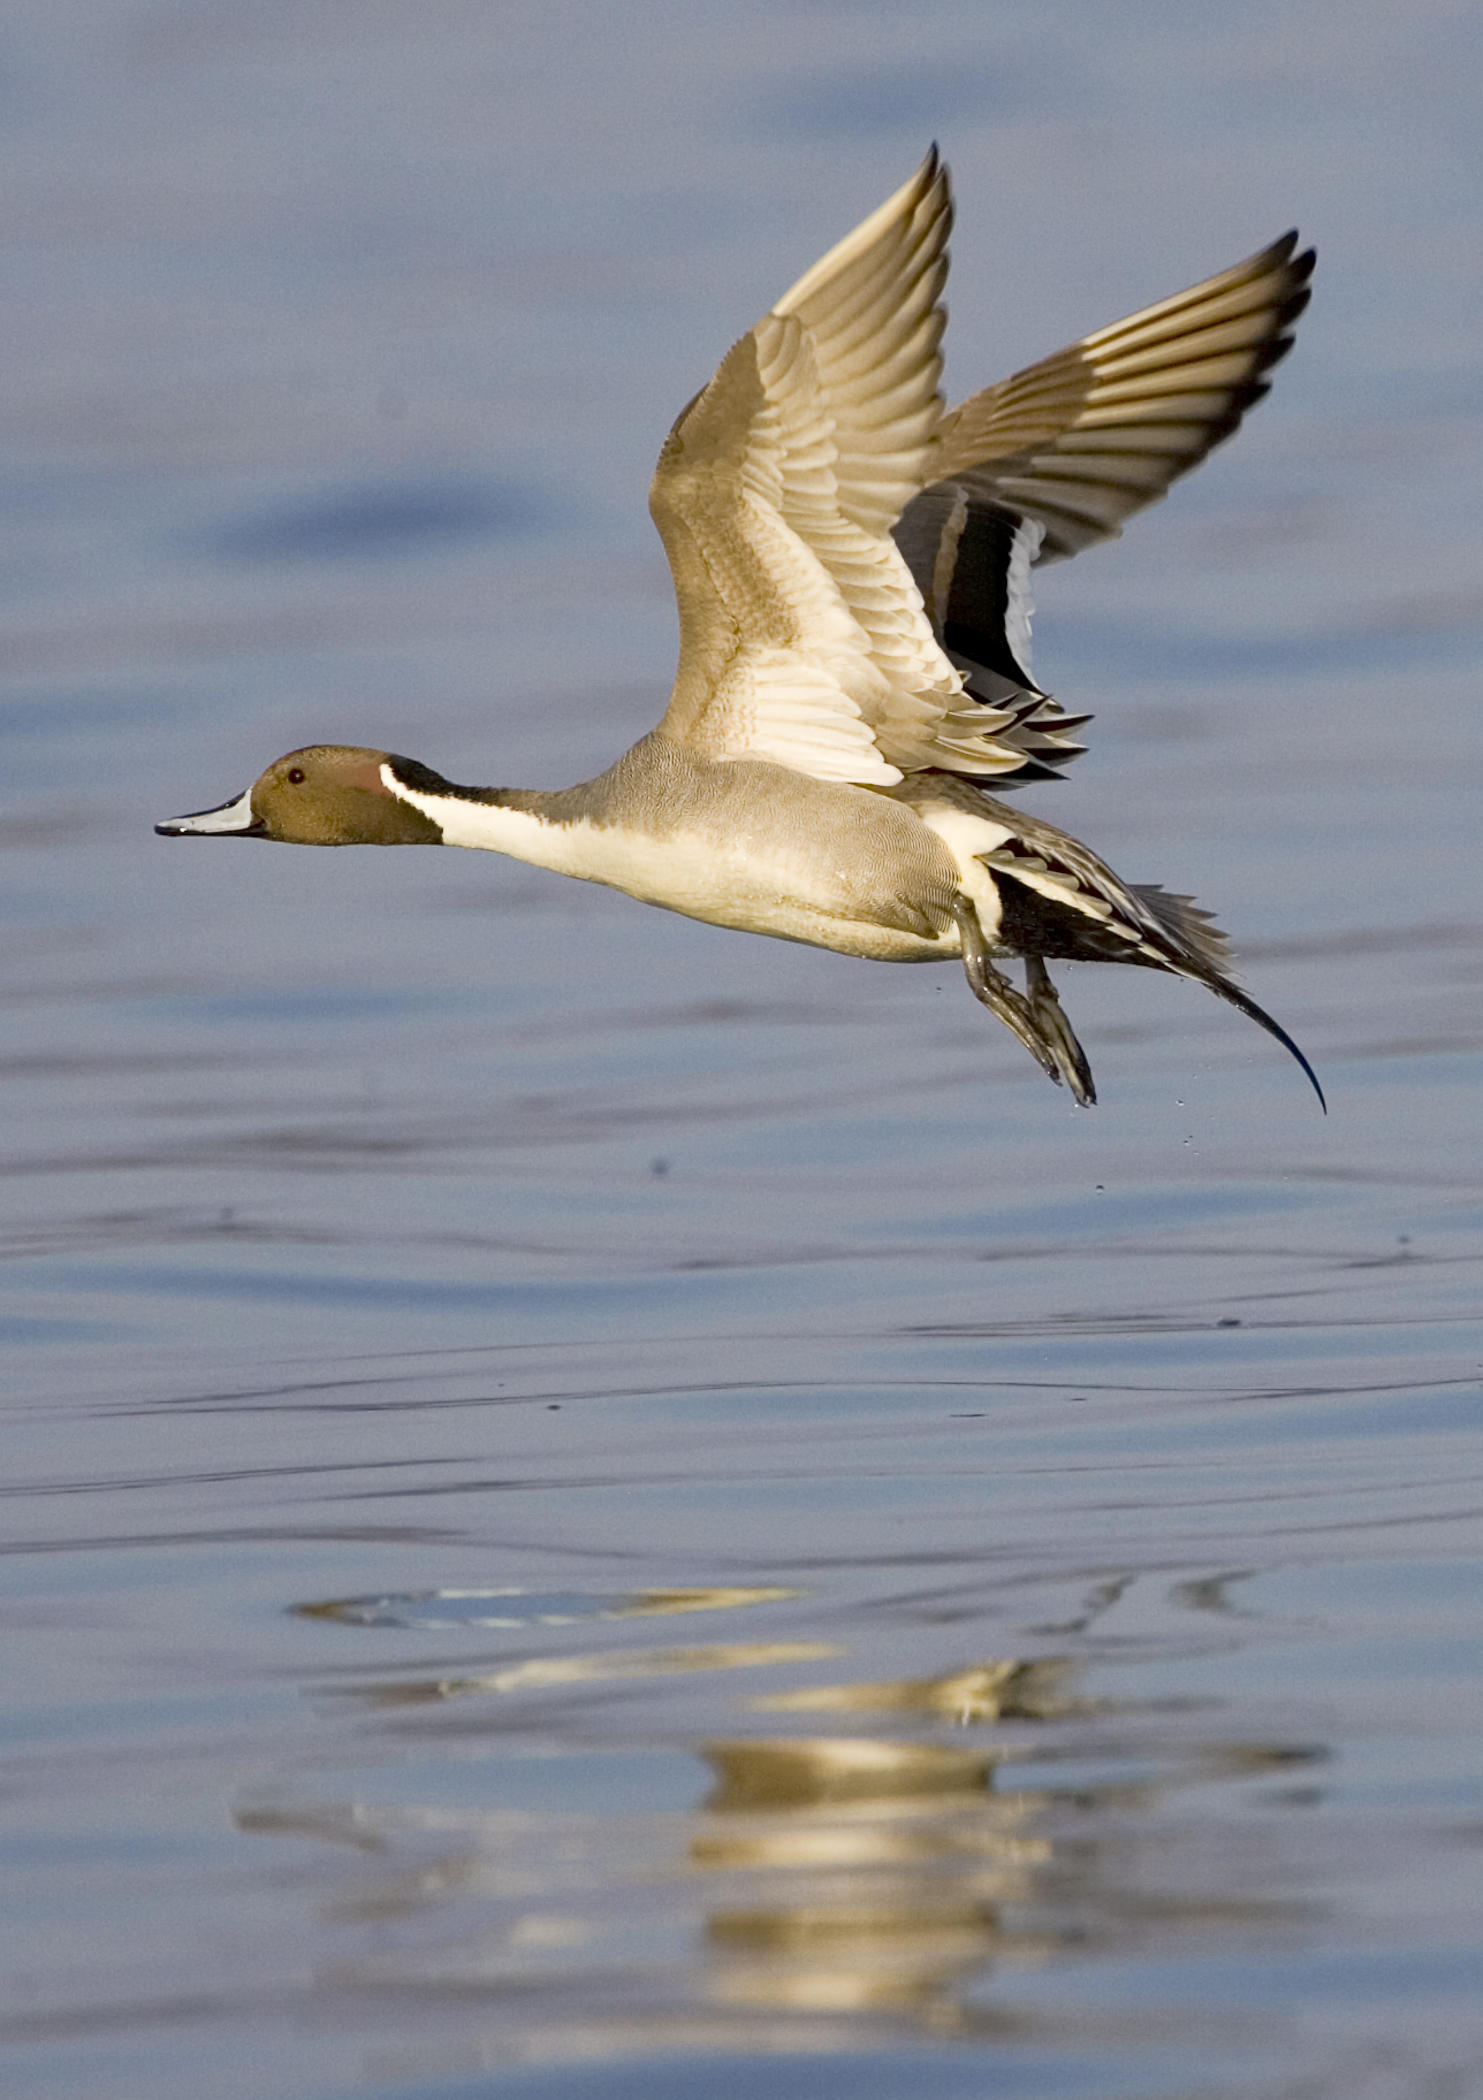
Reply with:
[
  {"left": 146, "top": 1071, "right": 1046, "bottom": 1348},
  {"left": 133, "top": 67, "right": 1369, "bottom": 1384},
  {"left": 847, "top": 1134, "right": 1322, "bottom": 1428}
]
[
  {"left": 394, "top": 737, "right": 964, "bottom": 961},
  {"left": 159, "top": 152, "right": 1321, "bottom": 1108}
]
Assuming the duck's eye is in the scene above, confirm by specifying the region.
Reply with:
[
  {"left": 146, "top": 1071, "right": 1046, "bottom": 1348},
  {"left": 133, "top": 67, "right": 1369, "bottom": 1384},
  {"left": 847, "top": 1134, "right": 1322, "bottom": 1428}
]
[{"left": 286, "top": 767, "right": 306, "bottom": 785}]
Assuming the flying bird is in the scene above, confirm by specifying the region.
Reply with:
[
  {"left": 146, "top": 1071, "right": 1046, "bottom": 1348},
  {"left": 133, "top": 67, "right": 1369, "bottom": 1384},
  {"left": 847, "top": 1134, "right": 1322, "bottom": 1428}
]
[{"left": 158, "top": 151, "right": 1320, "bottom": 1108}]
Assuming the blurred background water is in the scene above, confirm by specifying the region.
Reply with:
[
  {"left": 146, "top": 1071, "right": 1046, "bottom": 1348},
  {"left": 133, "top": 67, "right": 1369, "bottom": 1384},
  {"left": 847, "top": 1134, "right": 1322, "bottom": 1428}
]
[{"left": 3, "top": 4, "right": 1482, "bottom": 2097}]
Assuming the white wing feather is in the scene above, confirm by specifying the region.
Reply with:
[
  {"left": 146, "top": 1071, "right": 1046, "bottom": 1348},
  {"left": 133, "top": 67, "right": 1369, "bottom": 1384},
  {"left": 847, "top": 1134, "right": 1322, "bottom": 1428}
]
[
  {"left": 651, "top": 151, "right": 1030, "bottom": 785},
  {"left": 651, "top": 161, "right": 1312, "bottom": 792}
]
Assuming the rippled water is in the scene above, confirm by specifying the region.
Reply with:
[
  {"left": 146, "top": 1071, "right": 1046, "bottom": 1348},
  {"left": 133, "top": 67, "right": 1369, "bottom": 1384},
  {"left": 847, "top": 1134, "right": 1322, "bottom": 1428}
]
[{"left": 4, "top": 5, "right": 1483, "bottom": 2098}]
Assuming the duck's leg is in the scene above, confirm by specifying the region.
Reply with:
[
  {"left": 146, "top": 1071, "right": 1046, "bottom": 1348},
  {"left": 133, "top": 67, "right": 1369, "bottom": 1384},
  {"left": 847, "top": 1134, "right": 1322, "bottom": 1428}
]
[
  {"left": 949, "top": 898, "right": 1083, "bottom": 1108},
  {"left": 1024, "top": 953, "right": 1096, "bottom": 1107}
]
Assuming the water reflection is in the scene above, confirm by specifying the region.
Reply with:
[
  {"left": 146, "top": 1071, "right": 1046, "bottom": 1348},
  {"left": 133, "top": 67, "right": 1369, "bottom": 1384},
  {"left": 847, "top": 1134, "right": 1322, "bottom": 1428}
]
[
  {"left": 328, "top": 1641, "right": 842, "bottom": 1708},
  {"left": 698, "top": 1730, "right": 1052, "bottom": 2022},
  {"left": 748, "top": 1658, "right": 1072, "bottom": 1723},
  {"left": 234, "top": 1644, "right": 1319, "bottom": 2067},
  {"left": 296, "top": 1584, "right": 801, "bottom": 1629},
  {"left": 703, "top": 1734, "right": 1021, "bottom": 1810}
]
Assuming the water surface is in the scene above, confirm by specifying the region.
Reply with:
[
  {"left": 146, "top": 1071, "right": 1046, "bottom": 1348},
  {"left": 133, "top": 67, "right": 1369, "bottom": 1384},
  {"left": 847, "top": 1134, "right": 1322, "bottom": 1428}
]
[{"left": 3, "top": 5, "right": 1482, "bottom": 2098}]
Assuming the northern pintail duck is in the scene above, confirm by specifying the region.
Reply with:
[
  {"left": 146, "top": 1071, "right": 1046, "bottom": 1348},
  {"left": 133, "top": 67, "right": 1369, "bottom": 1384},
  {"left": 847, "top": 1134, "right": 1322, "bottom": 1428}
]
[{"left": 159, "top": 152, "right": 1320, "bottom": 1108}]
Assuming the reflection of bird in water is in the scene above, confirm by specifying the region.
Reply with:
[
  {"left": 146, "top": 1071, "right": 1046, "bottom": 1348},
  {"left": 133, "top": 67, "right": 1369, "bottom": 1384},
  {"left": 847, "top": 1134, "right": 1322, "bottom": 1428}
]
[
  {"left": 159, "top": 152, "right": 1319, "bottom": 1108},
  {"left": 749, "top": 1657, "right": 1070, "bottom": 1726},
  {"left": 696, "top": 1729, "right": 1053, "bottom": 2021}
]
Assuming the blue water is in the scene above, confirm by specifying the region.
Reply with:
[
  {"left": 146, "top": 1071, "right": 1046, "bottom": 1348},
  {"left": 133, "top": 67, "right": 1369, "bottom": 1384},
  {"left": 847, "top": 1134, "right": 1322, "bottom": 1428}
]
[{"left": 3, "top": 4, "right": 1482, "bottom": 2098}]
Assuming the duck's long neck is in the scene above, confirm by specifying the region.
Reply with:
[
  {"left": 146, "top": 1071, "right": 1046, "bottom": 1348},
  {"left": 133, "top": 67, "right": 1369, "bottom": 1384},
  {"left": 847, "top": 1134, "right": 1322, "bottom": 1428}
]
[{"left": 380, "top": 754, "right": 619, "bottom": 878}]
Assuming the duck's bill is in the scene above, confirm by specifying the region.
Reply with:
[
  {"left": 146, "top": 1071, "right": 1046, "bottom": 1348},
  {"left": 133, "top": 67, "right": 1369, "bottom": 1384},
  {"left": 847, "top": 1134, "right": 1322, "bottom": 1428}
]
[{"left": 155, "top": 787, "right": 264, "bottom": 838}]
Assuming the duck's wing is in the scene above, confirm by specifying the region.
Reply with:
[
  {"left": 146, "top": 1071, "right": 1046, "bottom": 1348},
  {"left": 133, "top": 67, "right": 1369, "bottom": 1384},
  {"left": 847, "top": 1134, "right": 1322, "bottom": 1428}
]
[
  {"left": 929, "top": 231, "right": 1314, "bottom": 562},
  {"left": 893, "top": 232, "right": 1314, "bottom": 780},
  {"left": 650, "top": 151, "right": 1033, "bottom": 787}
]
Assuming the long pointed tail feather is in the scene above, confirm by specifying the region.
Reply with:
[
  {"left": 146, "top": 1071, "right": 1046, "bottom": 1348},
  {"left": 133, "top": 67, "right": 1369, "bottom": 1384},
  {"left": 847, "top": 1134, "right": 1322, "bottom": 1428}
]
[
  {"left": 1201, "top": 972, "right": 1326, "bottom": 1112},
  {"left": 1131, "top": 883, "right": 1324, "bottom": 1109}
]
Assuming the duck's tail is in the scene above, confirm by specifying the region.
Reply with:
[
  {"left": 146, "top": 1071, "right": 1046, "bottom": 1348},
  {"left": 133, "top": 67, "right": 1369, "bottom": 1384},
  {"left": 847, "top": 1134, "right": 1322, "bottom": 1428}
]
[{"left": 1130, "top": 884, "right": 1326, "bottom": 1112}]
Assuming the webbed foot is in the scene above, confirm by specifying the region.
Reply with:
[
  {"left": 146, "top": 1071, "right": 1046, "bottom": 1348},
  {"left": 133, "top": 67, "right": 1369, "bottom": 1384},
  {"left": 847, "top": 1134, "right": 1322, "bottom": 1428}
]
[
  {"left": 953, "top": 900, "right": 1096, "bottom": 1105},
  {"left": 1024, "top": 953, "right": 1096, "bottom": 1106}
]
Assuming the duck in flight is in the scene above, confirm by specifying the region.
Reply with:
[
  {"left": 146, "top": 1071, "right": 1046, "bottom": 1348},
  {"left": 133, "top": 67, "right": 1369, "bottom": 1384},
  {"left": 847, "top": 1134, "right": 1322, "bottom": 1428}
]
[{"left": 158, "top": 151, "right": 1321, "bottom": 1109}]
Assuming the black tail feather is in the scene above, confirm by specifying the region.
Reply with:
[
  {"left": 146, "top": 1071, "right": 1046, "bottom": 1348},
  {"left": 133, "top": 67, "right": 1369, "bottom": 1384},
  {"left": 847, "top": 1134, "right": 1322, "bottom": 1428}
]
[{"left": 1202, "top": 973, "right": 1326, "bottom": 1113}]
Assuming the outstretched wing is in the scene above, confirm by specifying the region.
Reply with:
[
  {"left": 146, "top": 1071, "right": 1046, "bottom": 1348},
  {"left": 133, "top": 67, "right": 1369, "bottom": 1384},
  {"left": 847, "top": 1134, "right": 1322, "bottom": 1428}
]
[
  {"left": 649, "top": 151, "right": 1034, "bottom": 786},
  {"left": 894, "top": 232, "right": 1314, "bottom": 780}
]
